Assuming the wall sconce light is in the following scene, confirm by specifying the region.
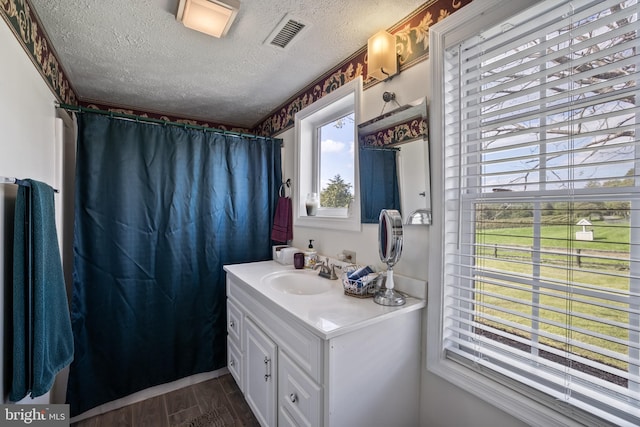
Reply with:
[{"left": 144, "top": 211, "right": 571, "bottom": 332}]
[
  {"left": 176, "top": 0, "right": 240, "bottom": 38},
  {"left": 367, "top": 30, "right": 399, "bottom": 81}
]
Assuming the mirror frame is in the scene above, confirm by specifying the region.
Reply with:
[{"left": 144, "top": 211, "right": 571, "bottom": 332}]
[
  {"left": 378, "top": 209, "right": 404, "bottom": 267},
  {"left": 358, "top": 98, "right": 431, "bottom": 225}
]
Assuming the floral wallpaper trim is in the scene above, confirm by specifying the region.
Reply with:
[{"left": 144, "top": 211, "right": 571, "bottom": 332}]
[
  {"left": 359, "top": 117, "right": 427, "bottom": 147},
  {"left": 80, "top": 101, "right": 251, "bottom": 134},
  {"left": 252, "top": 0, "right": 473, "bottom": 138},
  {"left": 0, "top": 0, "right": 76, "bottom": 105}
]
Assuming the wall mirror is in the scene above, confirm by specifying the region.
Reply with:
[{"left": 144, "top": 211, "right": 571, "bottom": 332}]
[{"left": 358, "top": 97, "right": 431, "bottom": 225}]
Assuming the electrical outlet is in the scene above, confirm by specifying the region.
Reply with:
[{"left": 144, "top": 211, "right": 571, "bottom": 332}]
[{"left": 342, "top": 250, "right": 356, "bottom": 264}]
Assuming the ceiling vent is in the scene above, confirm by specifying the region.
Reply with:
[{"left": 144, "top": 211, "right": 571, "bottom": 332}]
[{"left": 264, "top": 14, "right": 308, "bottom": 49}]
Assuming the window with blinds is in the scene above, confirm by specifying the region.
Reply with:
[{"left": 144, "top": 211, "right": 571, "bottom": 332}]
[{"left": 441, "top": 0, "right": 639, "bottom": 424}]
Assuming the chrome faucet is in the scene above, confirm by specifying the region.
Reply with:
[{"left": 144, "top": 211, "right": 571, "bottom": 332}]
[{"left": 313, "top": 257, "right": 339, "bottom": 280}]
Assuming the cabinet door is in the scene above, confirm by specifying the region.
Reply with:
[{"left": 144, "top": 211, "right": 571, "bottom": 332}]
[{"left": 245, "top": 318, "right": 277, "bottom": 427}]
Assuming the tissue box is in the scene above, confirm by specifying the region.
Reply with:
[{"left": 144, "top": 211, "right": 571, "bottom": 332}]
[
  {"left": 272, "top": 245, "right": 289, "bottom": 261},
  {"left": 274, "top": 247, "right": 300, "bottom": 265}
]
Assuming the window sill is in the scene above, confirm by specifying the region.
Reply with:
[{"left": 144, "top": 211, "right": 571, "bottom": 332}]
[
  {"left": 294, "top": 214, "right": 361, "bottom": 232},
  {"left": 426, "top": 355, "right": 601, "bottom": 427}
]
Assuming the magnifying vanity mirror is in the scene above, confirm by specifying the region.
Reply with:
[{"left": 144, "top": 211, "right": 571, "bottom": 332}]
[
  {"left": 375, "top": 209, "right": 405, "bottom": 306},
  {"left": 358, "top": 97, "right": 431, "bottom": 226}
]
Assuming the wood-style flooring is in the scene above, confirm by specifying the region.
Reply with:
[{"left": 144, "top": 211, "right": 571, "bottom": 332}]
[{"left": 71, "top": 374, "right": 259, "bottom": 427}]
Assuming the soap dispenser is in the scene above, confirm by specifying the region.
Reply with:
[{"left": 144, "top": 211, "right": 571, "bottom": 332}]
[{"left": 304, "top": 239, "right": 317, "bottom": 269}]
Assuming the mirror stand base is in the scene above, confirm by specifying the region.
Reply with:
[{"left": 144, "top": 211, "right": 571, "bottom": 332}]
[{"left": 374, "top": 288, "right": 406, "bottom": 306}]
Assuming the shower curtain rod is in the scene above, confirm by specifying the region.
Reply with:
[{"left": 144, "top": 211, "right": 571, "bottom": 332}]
[{"left": 56, "top": 103, "right": 282, "bottom": 143}]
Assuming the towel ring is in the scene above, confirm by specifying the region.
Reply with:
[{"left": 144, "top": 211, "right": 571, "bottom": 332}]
[{"left": 279, "top": 179, "right": 291, "bottom": 198}]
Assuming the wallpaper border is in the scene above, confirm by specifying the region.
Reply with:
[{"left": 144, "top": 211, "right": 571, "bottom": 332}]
[{"left": 1, "top": 0, "right": 76, "bottom": 105}]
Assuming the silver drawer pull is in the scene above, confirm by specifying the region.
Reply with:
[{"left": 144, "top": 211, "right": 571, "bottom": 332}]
[
  {"left": 264, "top": 356, "right": 271, "bottom": 381},
  {"left": 289, "top": 393, "right": 297, "bottom": 403}
]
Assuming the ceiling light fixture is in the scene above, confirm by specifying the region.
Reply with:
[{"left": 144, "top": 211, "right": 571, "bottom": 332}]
[
  {"left": 176, "top": 0, "right": 240, "bottom": 38},
  {"left": 367, "top": 30, "right": 399, "bottom": 81}
]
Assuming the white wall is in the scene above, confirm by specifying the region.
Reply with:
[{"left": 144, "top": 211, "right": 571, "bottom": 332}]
[
  {"left": 0, "top": 19, "right": 61, "bottom": 403},
  {"left": 279, "top": 60, "right": 525, "bottom": 426}
]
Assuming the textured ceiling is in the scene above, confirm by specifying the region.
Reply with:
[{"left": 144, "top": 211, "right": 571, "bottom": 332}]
[{"left": 28, "top": 0, "right": 426, "bottom": 128}]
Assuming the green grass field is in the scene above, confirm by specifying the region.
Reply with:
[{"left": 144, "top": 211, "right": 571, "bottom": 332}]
[
  {"left": 471, "top": 220, "right": 633, "bottom": 375},
  {"left": 477, "top": 221, "right": 631, "bottom": 252}
]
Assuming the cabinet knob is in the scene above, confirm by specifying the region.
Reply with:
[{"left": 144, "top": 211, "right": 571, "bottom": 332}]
[
  {"left": 229, "top": 360, "right": 235, "bottom": 367},
  {"left": 289, "top": 393, "right": 298, "bottom": 403},
  {"left": 229, "top": 320, "right": 235, "bottom": 328}
]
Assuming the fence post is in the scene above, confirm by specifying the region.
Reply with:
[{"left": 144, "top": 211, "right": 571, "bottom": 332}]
[
  {"left": 494, "top": 244, "right": 498, "bottom": 258},
  {"left": 577, "top": 248, "right": 582, "bottom": 267}
]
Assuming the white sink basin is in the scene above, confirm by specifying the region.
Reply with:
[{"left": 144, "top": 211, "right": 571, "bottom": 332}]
[{"left": 262, "top": 270, "right": 334, "bottom": 295}]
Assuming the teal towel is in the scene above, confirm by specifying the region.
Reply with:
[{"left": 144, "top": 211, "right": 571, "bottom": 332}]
[{"left": 10, "top": 179, "right": 74, "bottom": 401}]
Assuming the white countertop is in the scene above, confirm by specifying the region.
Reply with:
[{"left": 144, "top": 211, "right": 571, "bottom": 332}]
[{"left": 224, "top": 260, "right": 426, "bottom": 340}]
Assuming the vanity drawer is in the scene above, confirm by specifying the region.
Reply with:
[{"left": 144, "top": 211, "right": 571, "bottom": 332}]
[
  {"left": 227, "top": 298, "right": 243, "bottom": 349},
  {"left": 278, "top": 350, "right": 322, "bottom": 427},
  {"left": 227, "top": 337, "right": 243, "bottom": 392},
  {"left": 278, "top": 406, "right": 298, "bottom": 427}
]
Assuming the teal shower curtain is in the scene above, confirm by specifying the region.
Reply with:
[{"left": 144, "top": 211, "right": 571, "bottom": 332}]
[{"left": 66, "top": 113, "right": 281, "bottom": 416}]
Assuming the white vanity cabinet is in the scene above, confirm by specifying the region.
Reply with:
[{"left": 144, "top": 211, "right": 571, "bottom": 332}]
[
  {"left": 227, "top": 277, "right": 323, "bottom": 427},
  {"left": 225, "top": 262, "right": 425, "bottom": 427}
]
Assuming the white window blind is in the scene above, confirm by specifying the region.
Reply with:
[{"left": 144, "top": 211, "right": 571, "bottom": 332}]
[{"left": 442, "top": 0, "right": 640, "bottom": 424}]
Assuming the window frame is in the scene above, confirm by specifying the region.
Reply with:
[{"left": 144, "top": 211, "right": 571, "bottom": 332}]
[
  {"left": 294, "top": 76, "right": 362, "bottom": 231},
  {"left": 425, "top": 0, "right": 631, "bottom": 425}
]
